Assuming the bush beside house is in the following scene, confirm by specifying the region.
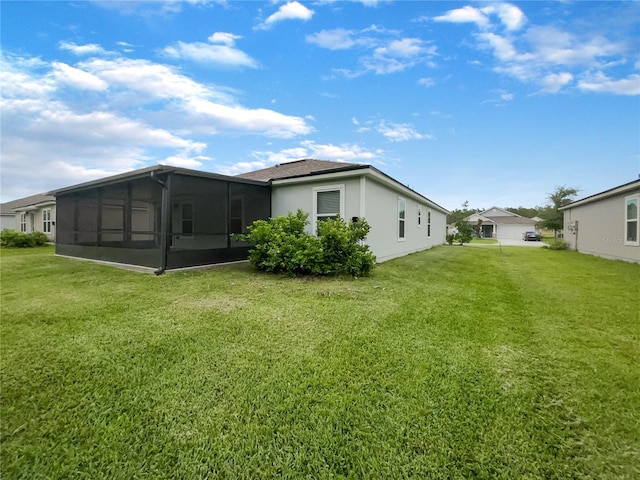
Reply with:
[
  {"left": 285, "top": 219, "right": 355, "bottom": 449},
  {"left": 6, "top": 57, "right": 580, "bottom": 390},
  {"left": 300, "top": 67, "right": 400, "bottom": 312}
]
[
  {"left": 1, "top": 229, "right": 49, "bottom": 248},
  {"left": 236, "top": 210, "right": 376, "bottom": 277}
]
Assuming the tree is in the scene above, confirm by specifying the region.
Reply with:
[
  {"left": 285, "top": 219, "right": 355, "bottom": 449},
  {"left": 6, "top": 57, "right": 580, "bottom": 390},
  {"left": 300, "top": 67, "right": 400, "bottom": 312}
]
[
  {"left": 540, "top": 186, "right": 579, "bottom": 237},
  {"left": 454, "top": 218, "right": 473, "bottom": 245},
  {"left": 446, "top": 200, "right": 481, "bottom": 224}
]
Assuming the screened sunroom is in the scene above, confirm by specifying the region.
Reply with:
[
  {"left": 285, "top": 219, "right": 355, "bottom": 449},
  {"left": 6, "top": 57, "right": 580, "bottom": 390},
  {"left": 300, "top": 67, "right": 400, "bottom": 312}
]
[{"left": 52, "top": 166, "right": 271, "bottom": 272}]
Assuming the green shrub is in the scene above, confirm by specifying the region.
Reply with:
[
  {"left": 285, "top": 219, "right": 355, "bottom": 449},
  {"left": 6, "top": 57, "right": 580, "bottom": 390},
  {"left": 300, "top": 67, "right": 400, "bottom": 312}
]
[
  {"left": 236, "top": 210, "right": 376, "bottom": 277},
  {"left": 545, "top": 238, "right": 569, "bottom": 250},
  {"left": 446, "top": 233, "right": 456, "bottom": 245},
  {"left": 0, "top": 229, "right": 49, "bottom": 248}
]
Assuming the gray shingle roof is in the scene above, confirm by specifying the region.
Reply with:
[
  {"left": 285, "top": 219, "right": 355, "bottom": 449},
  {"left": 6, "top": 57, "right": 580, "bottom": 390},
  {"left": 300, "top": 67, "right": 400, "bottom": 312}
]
[
  {"left": 236, "top": 159, "right": 364, "bottom": 182},
  {"left": 0, "top": 193, "right": 55, "bottom": 215}
]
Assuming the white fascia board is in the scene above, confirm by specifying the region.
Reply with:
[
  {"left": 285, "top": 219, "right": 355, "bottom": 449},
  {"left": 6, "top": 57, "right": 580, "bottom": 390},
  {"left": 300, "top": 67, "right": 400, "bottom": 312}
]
[
  {"left": 560, "top": 180, "right": 640, "bottom": 210},
  {"left": 272, "top": 167, "right": 449, "bottom": 214}
]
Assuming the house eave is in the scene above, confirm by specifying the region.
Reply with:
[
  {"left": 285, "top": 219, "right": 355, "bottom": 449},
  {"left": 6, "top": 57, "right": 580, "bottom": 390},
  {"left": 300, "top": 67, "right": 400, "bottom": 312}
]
[
  {"left": 271, "top": 166, "right": 449, "bottom": 214},
  {"left": 49, "top": 165, "right": 269, "bottom": 197},
  {"left": 559, "top": 179, "right": 640, "bottom": 211}
]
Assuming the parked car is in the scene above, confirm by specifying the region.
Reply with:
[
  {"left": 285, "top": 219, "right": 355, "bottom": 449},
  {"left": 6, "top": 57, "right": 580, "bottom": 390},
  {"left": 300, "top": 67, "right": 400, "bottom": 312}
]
[{"left": 523, "top": 231, "right": 541, "bottom": 241}]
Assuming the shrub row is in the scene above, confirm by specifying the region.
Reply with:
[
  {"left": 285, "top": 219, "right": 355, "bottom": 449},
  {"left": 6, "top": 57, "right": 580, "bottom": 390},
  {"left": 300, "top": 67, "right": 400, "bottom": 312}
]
[
  {"left": 0, "top": 229, "right": 49, "bottom": 248},
  {"left": 236, "top": 210, "right": 376, "bottom": 277}
]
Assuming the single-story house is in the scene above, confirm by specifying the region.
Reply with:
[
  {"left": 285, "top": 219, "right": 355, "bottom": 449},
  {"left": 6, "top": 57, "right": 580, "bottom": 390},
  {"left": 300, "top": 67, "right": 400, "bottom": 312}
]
[
  {"left": 464, "top": 207, "right": 536, "bottom": 240},
  {"left": 49, "top": 160, "right": 448, "bottom": 272},
  {"left": 0, "top": 193, "right": 57, "bottom": 241},
  {"left": 559, "top": 179, "right": 640, "bottom": 263},
  {"left": 237, "top": 159, "right": 448, "bottom": 262}
]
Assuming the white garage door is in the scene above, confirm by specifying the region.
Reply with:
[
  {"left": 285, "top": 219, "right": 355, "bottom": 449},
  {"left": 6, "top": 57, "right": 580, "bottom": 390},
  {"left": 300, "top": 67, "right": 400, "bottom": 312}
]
[{"left": 497, "top": 224, "right": 532, "bottom": 240}]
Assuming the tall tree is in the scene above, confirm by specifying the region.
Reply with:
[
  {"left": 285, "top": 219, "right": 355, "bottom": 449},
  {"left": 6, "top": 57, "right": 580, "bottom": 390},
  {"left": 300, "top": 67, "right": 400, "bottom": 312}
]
[{"left": 540, "top": 186, "right": 579, "bottom": 237}]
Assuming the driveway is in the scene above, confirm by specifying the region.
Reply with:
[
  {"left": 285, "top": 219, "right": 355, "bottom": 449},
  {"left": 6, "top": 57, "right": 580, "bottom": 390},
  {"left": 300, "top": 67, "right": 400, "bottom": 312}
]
[{"left": 498, "top": 238, "right": 546, "bottom": 247}]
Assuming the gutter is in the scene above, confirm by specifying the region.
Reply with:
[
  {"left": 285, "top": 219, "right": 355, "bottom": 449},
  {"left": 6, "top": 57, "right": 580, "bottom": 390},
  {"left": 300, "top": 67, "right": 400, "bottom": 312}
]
[{"left": 151, "top": 171, "right": 171, "bottom": 275}]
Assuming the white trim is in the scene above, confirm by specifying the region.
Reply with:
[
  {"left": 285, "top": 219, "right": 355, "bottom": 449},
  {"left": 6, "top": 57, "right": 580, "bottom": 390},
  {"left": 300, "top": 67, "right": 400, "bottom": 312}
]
[
  {"left": 359, "top": 176, "right": 366, "bottom": 219},
  {"left": 42, "top": 208, "right": 52, "bottom": 234},
  {"left": 624, "top": 194, "right": 639, "bottom": 246},
  {"left": 398, "top": 197, "right": 406, "bottom": 242},
  {"left": 312, "top": 184, "right": 345, "bottom": 234},
  {"left": 272, "top": 167, "right": 448, "bottom": 215}
]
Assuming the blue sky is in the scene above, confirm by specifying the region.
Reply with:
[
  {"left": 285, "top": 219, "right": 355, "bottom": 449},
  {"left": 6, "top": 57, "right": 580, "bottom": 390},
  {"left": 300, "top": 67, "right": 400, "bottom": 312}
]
[{"left": 1, "top": 1, "right": 639, "bottom": 210}]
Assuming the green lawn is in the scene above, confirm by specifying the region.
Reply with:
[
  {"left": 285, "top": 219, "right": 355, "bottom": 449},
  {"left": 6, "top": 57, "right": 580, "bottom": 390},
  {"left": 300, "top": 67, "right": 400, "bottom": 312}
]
[{"left": 1, "top": 245, "right": 639, "bottom": 479}]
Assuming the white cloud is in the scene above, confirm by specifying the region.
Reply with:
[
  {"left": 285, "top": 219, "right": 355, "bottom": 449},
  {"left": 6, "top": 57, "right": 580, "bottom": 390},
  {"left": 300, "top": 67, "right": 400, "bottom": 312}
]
[
  {"left": 162, "top": 41, "right": 258, "bottom": 68},
  {"left": 477, "top": 33, "right": 519, "bottom": 61},
  {"left": 208, "top": 32, "right": 242, "bottom": 46},
  {"left": 418, "top": 77, "right": 435, "bottom": 87},
  {"left": 434, "top": 3, "right": 526, "bottom": 31},
  {"left": 308, "top": 26, "right": 436, "bottom": 77},
  {"left": 376, "top": 121, "right": 433, "bottom": 142},
  {"left": 578, "top": 72, "right": 640, "bottom": 95},
  {"left": 221, "top": 141, "right": 382, "bottom": 175},
  {"left": 258, "top": 1, "right": 314, "bottom": 30},
  {"left": 539, "top": 72, "right": 573, "bottom": 93},
  {"left": 306, "top": 28, "right": 359, "bottom": 50},
  {"left": 434, "top": 6, "right": 489, "bottom": 29},
  {"left": 50, "top": 62, "right": 109, "bottom": 91},
  {"left": 482, "top": 3, "right": 526, "bottom": 31},
  {"left": 0, "top": 52, "right": 314, "bottom": 200},
  {"left": 59, "top": 41, "right": 107, "bottom": 56},
  {"left": 363, "top": 38, "right": 436, "bottom": 75}
]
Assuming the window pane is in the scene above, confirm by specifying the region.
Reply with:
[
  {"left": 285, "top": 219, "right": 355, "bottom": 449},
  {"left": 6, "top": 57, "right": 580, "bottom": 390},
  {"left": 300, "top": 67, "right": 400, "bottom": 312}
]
[
  {"left": 317, "top": 190, "right": 340, "bottom": 215},
  {"left": 182, "top": 203, "right": 193, "bottom": 220},
  {"left": 399, "top": 220, "right": 405, "bottom": 238},
  {"left": 627, "top": 199, "right": 638, "bottom": 220},
  {"left": 398, "top": 199, "right": 406, "bottom": 219},
  {"left": 627, "top": 221, "right": 638, "bottom": 242}
]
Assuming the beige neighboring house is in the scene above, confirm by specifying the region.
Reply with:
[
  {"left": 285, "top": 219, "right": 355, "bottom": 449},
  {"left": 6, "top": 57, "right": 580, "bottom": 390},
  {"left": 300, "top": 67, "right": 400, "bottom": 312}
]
[
  {"left": 559, "top": 179, "right": 640, "bottom": 263},
  {"left": 464, "top": 207, "right": 536, "bottom": 240},
  {"left": 0, "top": 193, "right": 57, "bottom": 241}
]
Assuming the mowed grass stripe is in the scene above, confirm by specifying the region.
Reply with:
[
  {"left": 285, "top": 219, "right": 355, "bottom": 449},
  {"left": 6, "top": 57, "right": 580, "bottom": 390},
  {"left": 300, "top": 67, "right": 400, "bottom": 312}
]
[{"left": 1, "top": 245, "right": 638, "bottom": 479}]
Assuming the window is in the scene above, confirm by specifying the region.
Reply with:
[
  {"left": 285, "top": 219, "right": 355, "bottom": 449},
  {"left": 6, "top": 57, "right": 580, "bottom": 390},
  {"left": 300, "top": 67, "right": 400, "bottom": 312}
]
[
  {"left": 42, "top": 208, "right": 52, "bottom": 234},
  {"left": 398, "top": 198, "right": 406, "bottom": 240},
  {"left": 19, "top": 213, "right": 27, "bottom": 232},
  {"left": 625, "top": 195, "right": 639, "bottom": 246},
  {"left": 417, "top": 206, "right": 422, "bottom": 227},
  {"left": 427, "top": 210, "right": 431, "bottom": 238},
  {"left": 313, "top": 185, "right": 345, "bottom": 233}
]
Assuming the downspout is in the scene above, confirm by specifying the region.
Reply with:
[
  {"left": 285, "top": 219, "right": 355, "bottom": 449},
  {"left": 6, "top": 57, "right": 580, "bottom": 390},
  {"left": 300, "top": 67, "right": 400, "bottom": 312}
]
[{"left": 151, "top": 171, "right": 171, "bottom": 275}]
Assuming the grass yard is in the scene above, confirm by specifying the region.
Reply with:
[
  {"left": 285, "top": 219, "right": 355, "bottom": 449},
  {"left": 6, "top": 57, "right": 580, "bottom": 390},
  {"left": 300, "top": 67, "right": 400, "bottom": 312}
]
[{"left": 1, "top": 245, "right": 639, "bottom": 479}]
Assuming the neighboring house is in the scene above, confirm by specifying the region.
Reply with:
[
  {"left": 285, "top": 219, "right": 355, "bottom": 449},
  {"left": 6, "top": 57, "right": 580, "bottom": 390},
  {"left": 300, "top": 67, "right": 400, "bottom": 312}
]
[
  {"left": 0, "top": 193, "right": 57, "bottom": 241},
  {"left": 464, "top": 207, "right": 536, "bottom": 240},
  {"left": 238, "top": 159, "right": 448, "bottom": 262},
  {"left": 559, "top": 179, "right": 640, "bottom": 263},
  {"left": 49, "top": 160, "right": 448, "bottom": 272}
]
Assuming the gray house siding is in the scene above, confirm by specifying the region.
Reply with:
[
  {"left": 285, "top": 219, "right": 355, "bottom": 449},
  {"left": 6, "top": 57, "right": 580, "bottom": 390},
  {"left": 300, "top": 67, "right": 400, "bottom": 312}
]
[
  {"left": 561, "top": 180, "right": 640, "bottom": 263},
  {"left": 271, "top": 168, "right": 447, "bottom": 263}
]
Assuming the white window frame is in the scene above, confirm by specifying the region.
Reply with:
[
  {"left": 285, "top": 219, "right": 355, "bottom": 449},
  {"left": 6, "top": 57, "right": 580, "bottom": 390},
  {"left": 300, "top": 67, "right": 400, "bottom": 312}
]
[
  {"left": 427, "top": 209, "right": 432, "bottom": 238},
  {"left": 19, "top": 213, "right": 27, "bottom": 232},
  {"left": 42, "top": 208, "right": 52, "bottom": 234},
  {"left": 398, "top": 197, "right": 406, "bottom": 241},
  {"left": 624, "top": 194, "right": 639, "bottom": 246},
  {"left": 417, "top": 205, "right": 422, "bottom": 228},
  {"left": 312, "top": 184, "right": 345, "bottom": 234}
]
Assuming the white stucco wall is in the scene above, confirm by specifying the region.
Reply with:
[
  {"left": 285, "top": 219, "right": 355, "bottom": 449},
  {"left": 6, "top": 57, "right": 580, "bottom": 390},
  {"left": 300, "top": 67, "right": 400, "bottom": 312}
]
[
  {"left": 14, "top": 205, "right": 57, "bottom": 241},
  {"left": 271, "top": 172, "right": 447, "bottom": 263},
  {"left": 563, "top": 191, "right": 640, "bottom": 263}
]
